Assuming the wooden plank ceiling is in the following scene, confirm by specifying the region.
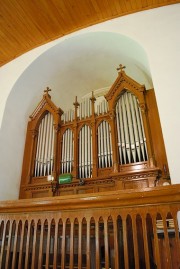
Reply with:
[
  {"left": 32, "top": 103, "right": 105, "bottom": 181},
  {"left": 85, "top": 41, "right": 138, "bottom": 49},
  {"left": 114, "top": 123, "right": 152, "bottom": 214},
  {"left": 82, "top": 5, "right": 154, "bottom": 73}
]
[{"left": 0, "top": 0, "right": 178, "bottom": 67}]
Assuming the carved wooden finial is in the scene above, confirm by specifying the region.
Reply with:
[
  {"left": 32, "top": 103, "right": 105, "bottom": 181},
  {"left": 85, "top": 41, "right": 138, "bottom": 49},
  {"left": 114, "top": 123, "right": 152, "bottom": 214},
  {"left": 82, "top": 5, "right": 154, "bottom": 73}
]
[
  {"left": 73, "top": 96, "right": 80, "bottom": 107},
  {"left": 117, "top": 64, "right": 126, "bottom": 73},
  {"left": 90, "top": 91, "right": 96, "bottom": 103},
  {"left": 44, "top": 87, "right": 52, "bottom": 94}
]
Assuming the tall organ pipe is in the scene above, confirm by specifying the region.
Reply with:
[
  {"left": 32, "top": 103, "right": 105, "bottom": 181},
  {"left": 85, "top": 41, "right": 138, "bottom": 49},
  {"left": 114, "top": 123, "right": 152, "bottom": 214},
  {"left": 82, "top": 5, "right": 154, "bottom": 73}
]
[
  {"left": 61, "top": 129, "right": 74, "bottom": 174},
  {"left": 34, "top": 112, "right": 54, "bottom": 177},
  {"left": 78, "top": 125, "right": 92, "bottom": 178},
  {"left": 116, "top": 91, "right": 148, "bottom": 164},
  {"left": 98, "top": 121, "right": 113, "bottom": 168}
]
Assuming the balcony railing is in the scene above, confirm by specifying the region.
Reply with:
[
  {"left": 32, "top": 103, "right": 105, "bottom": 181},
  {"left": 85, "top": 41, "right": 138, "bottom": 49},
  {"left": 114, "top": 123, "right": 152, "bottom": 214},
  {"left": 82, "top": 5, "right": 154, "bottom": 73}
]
[{"left": 0, "top": 185, "right": 180, "bottom": 269}]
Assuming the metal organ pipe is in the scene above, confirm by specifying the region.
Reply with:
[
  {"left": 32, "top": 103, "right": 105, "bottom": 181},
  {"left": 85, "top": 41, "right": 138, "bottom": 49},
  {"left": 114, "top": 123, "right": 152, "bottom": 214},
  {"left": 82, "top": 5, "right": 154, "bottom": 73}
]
[
  {"left": 103, "top": 121, "right": 108, "bottom": 167},
  {"left": 34, "top": 121, "right": 42, "bottom": 177},
  {"left": 84, "top": 126, "right": 87, "bottom": 177},
  {"left": 61, "top": 130, "right": 65, "bottom": 174},
  {"left": 39, "top": 115, "right": 46, "bottom": 176},
  {"left": 81, "top": 126, "right": 85, "bottom": 178},
  {"left": 115, "top": 102, "right": 122, "bottom": 164},
  {"left": 125, "top": 93, "right": 136, "bottom": 163},
  {"left": 44, "top": 113, "right": 50, "bottom": 175},
  {"left": 61, "top": 129, "right": 74, "bottom": 174},
  {"left": 79, "top": 130, "right": 82, "bottom": 178},
  {"left": 98, "top": 121, "right": 113, "bottom": 168},
  {"left": 133, "top": 95, "right": 147, "bottom": 161},
  {"left": 116, "top": 91, "right": 148, "bottom": 164},
  {"left": 78, "top": 125, "right": 92, "bottom": 179},
  {"left": 129, "top": 93, "right": 141, "bottom": 162},
  {"left": 34, "top": 112, "right": 54, "bottom": 177}
]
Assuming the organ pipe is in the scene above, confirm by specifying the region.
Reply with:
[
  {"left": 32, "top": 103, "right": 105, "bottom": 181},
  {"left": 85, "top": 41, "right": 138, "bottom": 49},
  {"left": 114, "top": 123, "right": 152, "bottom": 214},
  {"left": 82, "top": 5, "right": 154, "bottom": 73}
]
[
  {"left": 61, "top": 129, "right": 74, "bottom": 174},
  {"left": 34, "top": 112, "right": 55, "bottom": 177},
  {"left": 98, "top": 121, "right": 113, "bottom": 168},
  {"left": 78, "top": 125, "right": 92, "bottom": 178},
  {"left": 116, "top": 91, "right": 148, "bottom": 164}
]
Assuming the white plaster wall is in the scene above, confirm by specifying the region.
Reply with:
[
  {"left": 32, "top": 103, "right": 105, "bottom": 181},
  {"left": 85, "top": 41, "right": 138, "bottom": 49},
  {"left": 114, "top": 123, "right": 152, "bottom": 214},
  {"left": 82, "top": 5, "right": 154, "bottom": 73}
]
[{"left": 0, "top": 4, "right": 179, "bottom": 200}]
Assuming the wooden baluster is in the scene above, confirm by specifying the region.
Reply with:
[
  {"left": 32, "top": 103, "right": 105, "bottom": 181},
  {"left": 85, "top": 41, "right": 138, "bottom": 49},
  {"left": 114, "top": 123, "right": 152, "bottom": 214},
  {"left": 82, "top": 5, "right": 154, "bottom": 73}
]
[
  {"left": 18, "top": 221, "right": 25, "bottom": 269},
  {"left": 53, "top": 220, "right": 58, "bottom": 269},
  {"left": 86, "top": 219, "right": 91, "bottom": 269},
  {"left": 38, "top": 220, "right": 44, "bottom": 269},
  {"left": 31, "top": 220, "right": 37, "bottom": 269},
  {"left": 142, "top": 214, "right": 150, "bottom": 269},
  {"left": 152, "top": 214, "right": 161, "bottom": 269},
  {"left": 11, "top": 220, "right": 19, "bottom": 269},
  {"left": 45, "top": 220, "right": 51, "bottom": 268},
  {"left": 104, "top": 217, "right": 110, "bottom": 269},
  {"left": 162, "top": 214, "right": 172, "bottom": 269},
  {"left": 69, "top": 219, "right": 74, "bottom": 269},
  {"left": 113, "top": 215, "right": 119, "bottom": 269},
  {"left": 122, "top": 215, "right": 129, "bottom": 269},
  {"left": 95, "top": 218, "right": 100, "bottom": 269},
  {"left": 5, "top": 221, "right": 13, "bottom": 269},
  {"left": 0, "top": 220, "right": 6, "bottom": 267},
  {"left": 172, "top": 210, "right": 180, "bottom": 267},
  {"left": 132, "top": 214, "right": 140, "bottom": 269},
  {"left": 78, "top": 220, "right": 82, "bottom": 269},
  {"left": 61, "top": 221, "right": 66, "bottom": 269},
  {"left": 24, "top": 221, "right": 31, "bottom": 269}
]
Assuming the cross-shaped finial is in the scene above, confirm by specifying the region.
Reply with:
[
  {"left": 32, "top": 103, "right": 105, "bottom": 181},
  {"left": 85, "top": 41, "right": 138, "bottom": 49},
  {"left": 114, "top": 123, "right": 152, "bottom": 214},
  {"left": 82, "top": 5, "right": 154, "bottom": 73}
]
[
  {"left": 117, "top": 64, "right": 126, "bottom": 73},
  {"left": 44, "top": 87, "right": 51, "bottom": 94}
]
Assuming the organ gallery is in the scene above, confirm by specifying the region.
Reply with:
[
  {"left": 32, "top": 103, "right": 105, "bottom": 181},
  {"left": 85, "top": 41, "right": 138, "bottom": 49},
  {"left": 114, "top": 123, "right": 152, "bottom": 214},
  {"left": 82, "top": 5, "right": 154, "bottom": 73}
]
[
  {"left": 1, "top": 66, "right": 180, "bottom": 269},
  {"left": 19, "top": 65, "right": 170, "bottom": 198}
]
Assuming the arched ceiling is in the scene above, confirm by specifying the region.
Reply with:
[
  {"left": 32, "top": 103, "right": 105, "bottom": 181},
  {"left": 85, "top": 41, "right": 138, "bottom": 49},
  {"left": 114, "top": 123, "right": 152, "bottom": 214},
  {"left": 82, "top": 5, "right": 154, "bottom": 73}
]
[
  {"left": 11, "top": 32, "right": 152, "bottom": 115},
  {"left": 0, "top": 0, "right": 178, "bottom": 67}
]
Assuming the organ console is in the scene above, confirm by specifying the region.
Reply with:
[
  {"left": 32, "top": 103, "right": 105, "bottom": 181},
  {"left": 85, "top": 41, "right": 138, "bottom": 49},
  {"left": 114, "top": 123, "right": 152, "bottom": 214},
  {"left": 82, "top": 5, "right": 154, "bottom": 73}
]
[{"left": 19, "top": 65, "right": 170, "bottom": 198}]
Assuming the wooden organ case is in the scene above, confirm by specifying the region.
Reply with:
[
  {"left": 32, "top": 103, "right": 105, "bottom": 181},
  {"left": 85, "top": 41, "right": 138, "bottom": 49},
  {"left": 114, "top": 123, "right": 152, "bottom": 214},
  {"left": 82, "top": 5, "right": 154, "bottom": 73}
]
[{"left": 19, "top": 66, "right": 170, "bottom": 199}]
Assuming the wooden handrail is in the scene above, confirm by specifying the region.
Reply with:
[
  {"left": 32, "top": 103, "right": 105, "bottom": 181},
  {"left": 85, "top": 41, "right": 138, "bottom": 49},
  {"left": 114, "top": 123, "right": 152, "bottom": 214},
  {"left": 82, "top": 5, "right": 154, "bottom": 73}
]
[
  {"left": 0, "top": 184, "right": 180, "bottom": 213},
  {"left": 0, "top": 185, "right": 180, "bottom": 269}
]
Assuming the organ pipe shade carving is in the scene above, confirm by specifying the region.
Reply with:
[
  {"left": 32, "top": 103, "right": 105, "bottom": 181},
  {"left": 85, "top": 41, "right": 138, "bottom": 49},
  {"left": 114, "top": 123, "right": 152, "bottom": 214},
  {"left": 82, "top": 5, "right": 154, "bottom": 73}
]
[
  {"left": 78, "top": 125, "right": 92, "bottom": 179},
  {"left": 61, "top": 128, "right": 74, "bottom": 174},
  {"left": 34, "top": 112, "right": 54, "bottom": 177},
  {"left": 98, "top": 121, "right": 113, "bottom": 168},
  {"left": 115, "top": 91, "right": 148, "bottom": 164}
]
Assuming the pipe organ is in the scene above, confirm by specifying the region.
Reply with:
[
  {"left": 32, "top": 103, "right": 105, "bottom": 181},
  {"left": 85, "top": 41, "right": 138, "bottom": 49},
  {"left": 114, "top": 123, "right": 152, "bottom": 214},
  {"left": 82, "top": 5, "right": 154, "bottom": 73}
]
[{"left": 20, "top": 66, "right": 170, "bottom": 199}]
